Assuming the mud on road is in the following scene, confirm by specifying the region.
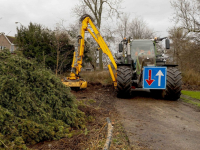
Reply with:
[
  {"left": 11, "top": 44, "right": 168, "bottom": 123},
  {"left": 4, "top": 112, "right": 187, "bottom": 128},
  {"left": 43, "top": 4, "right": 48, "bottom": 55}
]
[{"left": 77, "top": 84, "right": 200, "bottom": 150}]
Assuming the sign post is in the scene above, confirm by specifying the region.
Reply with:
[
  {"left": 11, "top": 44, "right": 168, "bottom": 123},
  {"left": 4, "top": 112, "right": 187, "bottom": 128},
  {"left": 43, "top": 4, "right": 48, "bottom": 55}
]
[{"left": 143, "top": 67, "right": 167, "bottom": 89}]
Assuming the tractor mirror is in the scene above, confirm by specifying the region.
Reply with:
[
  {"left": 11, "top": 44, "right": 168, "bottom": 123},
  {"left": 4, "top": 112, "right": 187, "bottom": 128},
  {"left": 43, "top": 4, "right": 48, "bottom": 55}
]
[
  {"left": 165, "top": 39, "right": 170, "bottom": 49},
  {"left": 119, "top": 43, "right": 123, "bottom": 52}
]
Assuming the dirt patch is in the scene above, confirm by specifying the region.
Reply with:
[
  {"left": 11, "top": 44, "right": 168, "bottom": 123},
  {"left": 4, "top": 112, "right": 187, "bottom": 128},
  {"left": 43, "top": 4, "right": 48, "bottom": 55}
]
[
  {"left": 180, "top": 94, "right": 200, "bottom": 111},
  {"left": 30, "top": 84, "right": 131, "bottom": 150},
  {"left": 182, "top": 83, "right": 200, "bottom": 91},
  {"left": 30, "top": 84, "right": 200, "bottom": 150}
]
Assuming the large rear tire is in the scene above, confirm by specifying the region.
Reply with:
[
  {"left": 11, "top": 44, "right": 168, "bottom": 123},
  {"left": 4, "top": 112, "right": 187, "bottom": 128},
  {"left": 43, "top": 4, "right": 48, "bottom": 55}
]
[
  {"left": 116, "top": 66, "right": 132, "bottom": 98},
  {"left": 151, "top": 67, "right": 182, "bottom": 100},
  {"left": 162, "top": 67, "right": 182, "bottom": 100}
]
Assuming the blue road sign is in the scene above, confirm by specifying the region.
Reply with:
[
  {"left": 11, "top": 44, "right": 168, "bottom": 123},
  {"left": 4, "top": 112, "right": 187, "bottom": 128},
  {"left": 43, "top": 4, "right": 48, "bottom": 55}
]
[{"left": 143, "top": 67, "right": 167, "bottom": 89}]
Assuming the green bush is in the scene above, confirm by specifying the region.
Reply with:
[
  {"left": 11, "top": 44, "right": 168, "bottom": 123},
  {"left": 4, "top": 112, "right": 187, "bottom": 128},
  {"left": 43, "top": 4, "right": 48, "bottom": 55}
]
[{"left": 0, "top": 50, "right": 85, "bottom": 149}]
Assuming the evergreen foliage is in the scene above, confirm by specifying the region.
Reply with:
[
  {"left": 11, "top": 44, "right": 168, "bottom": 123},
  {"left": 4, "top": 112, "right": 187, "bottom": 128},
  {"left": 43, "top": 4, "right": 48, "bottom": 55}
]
[
  {"left": 0, "top": 50, "right": 85, "bottom": 149},
  {"left": 15, "top": 22, "right": 74, "bottom": 72}
]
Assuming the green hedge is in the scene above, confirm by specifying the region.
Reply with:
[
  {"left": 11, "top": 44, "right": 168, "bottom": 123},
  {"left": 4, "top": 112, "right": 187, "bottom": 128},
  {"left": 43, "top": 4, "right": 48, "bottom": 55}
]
[{"left": 0, "top": 50, "right": 85, "bottom": 149}]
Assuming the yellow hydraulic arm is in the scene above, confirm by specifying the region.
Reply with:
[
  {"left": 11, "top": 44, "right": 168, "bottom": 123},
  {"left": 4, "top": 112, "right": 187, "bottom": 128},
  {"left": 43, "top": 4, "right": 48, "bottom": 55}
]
[{"left": 62, "top": 14, "right": 117, "bottom": 89}]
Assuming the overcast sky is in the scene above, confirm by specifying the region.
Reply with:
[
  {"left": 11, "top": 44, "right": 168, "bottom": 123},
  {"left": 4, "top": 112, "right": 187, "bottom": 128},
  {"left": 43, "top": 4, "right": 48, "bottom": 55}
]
[{"left": 0, "top": 0, "right": 174, "bottom": 37}]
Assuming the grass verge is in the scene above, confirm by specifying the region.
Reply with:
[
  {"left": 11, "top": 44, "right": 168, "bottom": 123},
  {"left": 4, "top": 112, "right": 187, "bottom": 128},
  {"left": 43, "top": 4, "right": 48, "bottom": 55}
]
[
  {"left": 60, "top": 70, "right": 113, "bottom": 86},
  {"left": 80, "top": 71, "right": 113, "bottom": 86},
  {"left": 181, "top": 90, "right": 200, "bottom": 100}
]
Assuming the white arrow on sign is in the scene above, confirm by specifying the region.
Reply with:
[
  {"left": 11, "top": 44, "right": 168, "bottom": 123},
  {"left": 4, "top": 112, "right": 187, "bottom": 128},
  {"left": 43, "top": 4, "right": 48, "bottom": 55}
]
[{"left": 156, "top": 70, "right": 164, "bottom": 86}]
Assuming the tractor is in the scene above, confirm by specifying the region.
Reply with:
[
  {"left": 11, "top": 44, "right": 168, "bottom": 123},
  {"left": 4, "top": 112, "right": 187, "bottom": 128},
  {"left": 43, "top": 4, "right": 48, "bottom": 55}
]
[
  {"left": 116, "top": 37, "right": 182, "bottom": 100},
  {"left": 63, "top": 14, "right": 182, "bottom": 100}
]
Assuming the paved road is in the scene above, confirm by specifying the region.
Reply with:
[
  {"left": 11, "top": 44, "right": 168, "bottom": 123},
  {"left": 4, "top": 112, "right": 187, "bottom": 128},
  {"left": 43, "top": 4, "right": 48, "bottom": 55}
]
[{"left": 115, "top": 90, "right": 200, "bottom": 150}]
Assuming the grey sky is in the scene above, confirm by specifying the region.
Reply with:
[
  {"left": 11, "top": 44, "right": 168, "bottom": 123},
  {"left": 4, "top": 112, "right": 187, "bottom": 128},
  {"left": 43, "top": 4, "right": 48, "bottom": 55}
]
[
  {"left": 0, "top": 0, "right": 174, "bottom": 37},
  {"left": 122, "top": 0, "right": 174, "bottom": 36}
]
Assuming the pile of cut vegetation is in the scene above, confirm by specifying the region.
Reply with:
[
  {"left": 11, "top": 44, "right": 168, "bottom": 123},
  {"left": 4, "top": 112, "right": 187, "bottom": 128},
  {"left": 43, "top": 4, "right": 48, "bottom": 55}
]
[{"left": 0, "top": 50, "right": 85, "bottom": 149}]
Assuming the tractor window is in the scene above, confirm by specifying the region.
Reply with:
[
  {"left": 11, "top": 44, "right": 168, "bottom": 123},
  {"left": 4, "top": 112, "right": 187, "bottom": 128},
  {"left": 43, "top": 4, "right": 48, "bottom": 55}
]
[{"left": 130, "top": 40, "right": 155, "bottom": 61}]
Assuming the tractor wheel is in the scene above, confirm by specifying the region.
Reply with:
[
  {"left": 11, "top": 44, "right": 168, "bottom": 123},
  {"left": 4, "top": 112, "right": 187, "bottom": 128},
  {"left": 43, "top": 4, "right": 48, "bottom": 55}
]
[
  {"left": 116, "top": 66, "right": 132, "bottom": 98},
  {"left": 151, "top": 67, "right": 182, "bottom": 100}
]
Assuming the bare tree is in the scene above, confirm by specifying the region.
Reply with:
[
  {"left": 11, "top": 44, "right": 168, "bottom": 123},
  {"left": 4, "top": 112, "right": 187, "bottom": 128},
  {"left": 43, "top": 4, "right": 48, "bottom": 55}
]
[
  {"left": 168, "top": 27, "right": 188, "bottom": 67},
  {"left": 171, "top": 0, "right": 200, "bottom": 33},
  {"left": 84, "top": 37, "right": 99, "bottom": 70},
  {"left": 168, "top": 25, "right": 200, "bottom": 72},
  {"left": 116, "top": 15, "right": 155, "bottom": 40},
  {"left": 116, "top": 13, "right": 130, "bottom": 39},
  {"left": 72, "top": 0, "right": 122, "bottom": 70},
  {"left": 53, "top": 24, "right": 74, "bottom": 76},
  {"left": 129, "top": 17, "right": 154, "bottom": 39},
  {"left": 170, "top": 0, "right": 200, "bottom": 72}
]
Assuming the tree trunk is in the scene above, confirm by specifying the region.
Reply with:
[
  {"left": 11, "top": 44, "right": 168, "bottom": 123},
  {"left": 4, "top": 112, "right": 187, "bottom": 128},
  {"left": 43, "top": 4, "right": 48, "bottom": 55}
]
[{"left": 97, "top": 20, "right": 103, "bottom": 70}]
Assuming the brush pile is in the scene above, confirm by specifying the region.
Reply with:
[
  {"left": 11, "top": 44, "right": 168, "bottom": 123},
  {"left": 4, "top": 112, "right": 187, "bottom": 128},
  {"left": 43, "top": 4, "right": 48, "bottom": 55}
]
[{"left": 0, "top": 50, "right": 85, "bottom": 149}]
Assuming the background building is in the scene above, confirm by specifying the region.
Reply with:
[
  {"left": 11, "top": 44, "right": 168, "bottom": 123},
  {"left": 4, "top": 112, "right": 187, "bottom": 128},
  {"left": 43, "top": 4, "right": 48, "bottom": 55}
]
[{"left": 0, "top": 32, "right": 16, "bottom": 52}]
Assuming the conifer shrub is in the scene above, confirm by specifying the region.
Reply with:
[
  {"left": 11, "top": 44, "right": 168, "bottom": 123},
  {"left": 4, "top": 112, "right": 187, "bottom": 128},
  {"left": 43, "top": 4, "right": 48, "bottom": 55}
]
[{"left": 0, "top": 50, "right": 85, "bottom": 149}]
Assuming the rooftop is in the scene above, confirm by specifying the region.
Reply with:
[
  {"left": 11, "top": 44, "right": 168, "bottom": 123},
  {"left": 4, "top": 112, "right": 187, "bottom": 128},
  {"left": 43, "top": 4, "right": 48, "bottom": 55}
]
[
  {"left": 0, "top": 32, "right": 16, "bottom": 44},
  {"left": 6, "top": 35, "right": 15, "bottom": 44}
]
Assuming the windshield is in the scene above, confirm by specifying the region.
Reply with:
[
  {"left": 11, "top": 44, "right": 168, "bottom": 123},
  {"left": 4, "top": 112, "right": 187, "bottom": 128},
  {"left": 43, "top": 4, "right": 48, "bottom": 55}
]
[{"left": 130, "top": 40, "right": 155, "bottom": 61}]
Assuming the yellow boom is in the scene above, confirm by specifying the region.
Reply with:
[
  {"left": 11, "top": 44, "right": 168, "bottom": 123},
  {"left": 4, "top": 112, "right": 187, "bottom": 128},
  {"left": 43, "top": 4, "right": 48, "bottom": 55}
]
[{"left": 62, "top": 14, "right": 117, "bottom": 89}]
